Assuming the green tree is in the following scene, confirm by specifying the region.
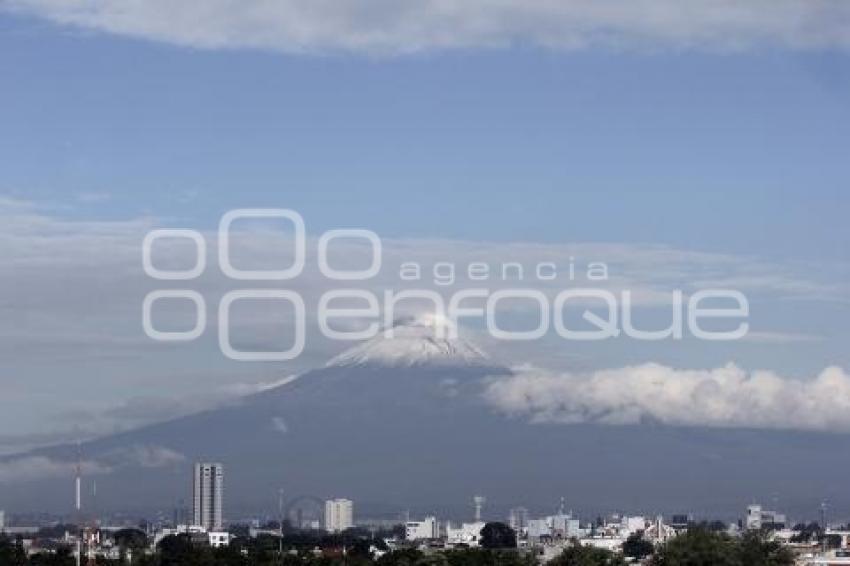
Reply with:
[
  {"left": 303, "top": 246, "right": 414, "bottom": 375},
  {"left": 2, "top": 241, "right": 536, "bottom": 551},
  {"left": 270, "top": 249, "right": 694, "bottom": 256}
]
[
  {"left": 549, "top": 545, "right": 627, "bottom": 566},
  {"left": 376, "top": 548, "right": 426, "bottom": 566},
  {"left": 622, "top": 532, "right": 654, "bottom": 559},
  {"left": 736, "top": 530, "right": 795, "bottom": 566},
  {"left": 444, "top": 548, "right": 535, "bottom": 566},
  {"left": 652, "top": 528, "right": 795, "bottom": 566},
  {"left": 28, "top": 546, "right": 75, "bottom": 566},
  {"left": 113, "top": 528, "right": 148, "bottom": 561},
  {"left": 651, "top": 528, "right": 739, "bottom": 566},
  {"left": 480, "top": 522, "right": 517, "bottom": 549},
  {"left": 0, "top": 535, "right": 27, "bottom": 566},
  {"left": 158, "top": 534, "right": 213, "bottom": 566}
]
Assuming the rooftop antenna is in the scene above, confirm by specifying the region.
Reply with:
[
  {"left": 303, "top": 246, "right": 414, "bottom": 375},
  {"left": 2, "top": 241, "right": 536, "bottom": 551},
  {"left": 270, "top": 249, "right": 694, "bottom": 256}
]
[
  {"left": 74, "top": 441, "right": 82, "bottom": 566},
  {"left": 278, "top": 489, "right": 284, "bottom": 566},
  {"left": 91, "top": 479, "right": 97, "bottom": 527},
  {"left": 473, "top": 496, "right": 486, "bottom": 523},
  {"left": 75, "top": 442, "right": 82, "bottom": 512}
]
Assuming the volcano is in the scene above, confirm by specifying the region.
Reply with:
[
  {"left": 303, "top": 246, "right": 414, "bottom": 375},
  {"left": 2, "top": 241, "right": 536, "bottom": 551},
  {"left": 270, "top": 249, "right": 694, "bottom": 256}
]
[
  {"left": 2, "top": 318, "right": 850, "bottom": 519},
  {"left": 326, "top": 314, "right": 489, "bottom": 368}
]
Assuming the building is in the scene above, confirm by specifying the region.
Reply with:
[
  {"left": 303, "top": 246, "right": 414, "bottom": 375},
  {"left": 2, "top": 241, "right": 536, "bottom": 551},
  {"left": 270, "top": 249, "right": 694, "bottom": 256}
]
[
  {"left": 193, "top": 463, "right": 224, "bottom": 530},
  {"left": 324, "top": 499, "right": 353, "bottom": 533},
  {"left": 525, "top": 514, "right": 583, "bottom": 540},
  {"left": 645, "top": 516, "right": 677, "bottom": 543},
  {"left": 745, "top": 504, "right": 786, "bottom": 531},
  {"left": 577, "top": 537, "right": 623, "bottom": 552},
  {"left": 527, "top": 518, "right": 551, "bottom": 539},
  {"left": 0, "top": 510, "right": 5, "bottom": 531},
  {"left": 405, "top": 516, "right": 439, "bottom": 541},
  {"left": 620, "top": 516, "right": 646, "bottom": 535},
  {"left": 508, "top": 507, "right": 529, "bottom": 534},
  {"left": 552, "top": 514, "right": 582, "bottom": 538},
  {"left": 208, "top": 531, "right": 231, "bottom": 548},
  {"left": 445, "top": 522, "right": 485, "bottom": 547},
  {"left": 172, "top": 500, "right": 189, "bottom": 526},
  {"left": 806, "top": 550, "right": 850, "bottom": 565},
  {"left": 670, "top": 514, "right": 691, "bottom": 531}
]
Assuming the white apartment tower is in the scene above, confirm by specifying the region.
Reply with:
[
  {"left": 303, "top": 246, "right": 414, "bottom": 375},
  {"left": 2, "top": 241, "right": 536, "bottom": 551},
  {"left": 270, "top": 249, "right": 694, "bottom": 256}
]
[
  {"left": 193, "top": 463, "right": 224, "bottom": 530},
  {"left": 405, "top": 516, "right": 439, "bottom": 540},
  {"left": 324, "top": 498, "right": 353, "bottom": 533}
]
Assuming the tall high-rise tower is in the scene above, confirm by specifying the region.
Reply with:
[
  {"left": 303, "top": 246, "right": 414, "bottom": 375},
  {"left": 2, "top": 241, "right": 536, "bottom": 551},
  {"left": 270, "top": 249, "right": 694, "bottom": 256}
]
[
  {"left": 324, "top": 498, "right": 353, "bottom": 533},
  {"left": 74, "top": 443, "right": 82, "bottom": 566},
  {"left": 192, "top": 463, "right": 224, "bottom": 530}
]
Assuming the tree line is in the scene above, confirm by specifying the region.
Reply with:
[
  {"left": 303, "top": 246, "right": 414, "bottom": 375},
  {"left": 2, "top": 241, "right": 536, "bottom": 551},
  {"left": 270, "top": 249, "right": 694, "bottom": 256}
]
[{"left": 0, "top": 523, "right": 797, "bottom": 566}]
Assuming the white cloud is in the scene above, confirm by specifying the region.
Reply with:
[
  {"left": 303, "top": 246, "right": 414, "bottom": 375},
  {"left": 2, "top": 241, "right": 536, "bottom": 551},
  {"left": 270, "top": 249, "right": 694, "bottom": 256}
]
[
  {"left": 0, "top": 444, "right": 182, "bottom": 483},
  {"left": 740, "top": 331, "right": 824, "bottom": 344},
  {"left": 5, "top": 0, "right": 850, "bottom": 55},
  {"left": 111, "top": 445, "right": 185, "bottom": 468},
  {"left": 222, "top": 375, "right": 299, "bottom": 397},
  {"left": 0, "top": 196, "right": 37, "bottom": 211},
  {"left": 484, "top": 363, "right": 850, "bottom": 432},
  {"left": 271, "top": 416, "right": 289, "bottom": 435},
  {"left": 48, "top": 377, "right": 301, "bottom": 439},
  {"left": 0, "top": 455, "right": 108, "bottom": 483}
]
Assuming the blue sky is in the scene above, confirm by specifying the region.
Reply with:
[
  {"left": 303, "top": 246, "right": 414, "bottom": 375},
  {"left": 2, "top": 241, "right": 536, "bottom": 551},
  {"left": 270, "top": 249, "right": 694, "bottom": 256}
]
[
  {"left": 2, "top": 11, "right": 849, "bottom": 259},
  {"left": 0, "top": 2, "right": 849, "bottom": 442}
]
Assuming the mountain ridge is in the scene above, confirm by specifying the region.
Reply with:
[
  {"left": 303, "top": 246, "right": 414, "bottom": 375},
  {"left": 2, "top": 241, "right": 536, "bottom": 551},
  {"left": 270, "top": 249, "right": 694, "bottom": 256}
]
[{"left": 2, "top": 330, "right": 850, "bottom": 518}]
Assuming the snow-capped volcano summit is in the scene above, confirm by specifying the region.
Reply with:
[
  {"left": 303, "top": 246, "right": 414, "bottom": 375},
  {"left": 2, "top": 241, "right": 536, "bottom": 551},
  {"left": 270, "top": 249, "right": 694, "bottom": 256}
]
[{"left": 327, "top": 313, "right": 490, "bottom": 367}]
